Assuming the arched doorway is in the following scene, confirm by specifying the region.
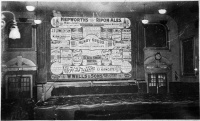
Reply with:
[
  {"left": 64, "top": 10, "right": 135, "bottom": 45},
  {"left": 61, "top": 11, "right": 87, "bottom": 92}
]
[
  {"left": 4, "top": 56, "right": 37, "bottom": 99},
  {"left": 144, "top": 53, "right": 172, "bottom": 94}
]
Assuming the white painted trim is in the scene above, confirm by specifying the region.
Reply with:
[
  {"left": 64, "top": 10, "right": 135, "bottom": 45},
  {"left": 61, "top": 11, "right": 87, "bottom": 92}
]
[{"left": 5, "top": 67, "right": 37, "bottom": 71}]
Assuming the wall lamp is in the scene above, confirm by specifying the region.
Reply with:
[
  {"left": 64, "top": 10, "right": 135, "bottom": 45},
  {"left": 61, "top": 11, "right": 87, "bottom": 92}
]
[
  {"left": 194, "top": 68, "right": 199, "bottom": 75},
  {"left": 141, "top": 4, "right": 149, "bottom": 24},
  {"left": 1, "top": 11, "right": 21, "bottom": 39}
]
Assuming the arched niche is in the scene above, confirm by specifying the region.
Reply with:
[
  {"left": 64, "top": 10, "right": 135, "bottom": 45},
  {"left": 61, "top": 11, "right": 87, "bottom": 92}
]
[{"left": 144, "top": 53, "right": 172, "bottom": 93}]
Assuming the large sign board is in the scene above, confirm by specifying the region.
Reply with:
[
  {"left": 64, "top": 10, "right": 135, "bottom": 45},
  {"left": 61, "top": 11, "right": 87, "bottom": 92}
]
[{"left": 50, "top": 17, "right": 132, "bottom": 81}]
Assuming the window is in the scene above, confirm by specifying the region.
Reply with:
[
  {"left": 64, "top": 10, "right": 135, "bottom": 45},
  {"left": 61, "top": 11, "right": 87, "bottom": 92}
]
[
  {"left": 158, "top": 74, "right": 166, "bottom": 87},
  {"left": 149, "top": 74, "right": 156, "bottom": 86},
  {"left": 145, "top": 24, "right": 168, "bottom": 48},
  {"left": 148, "top": 73, "right": 167, "bottom": 87},
  {"left": 182, "top": 37, "right": 195, "bottom": 76}
]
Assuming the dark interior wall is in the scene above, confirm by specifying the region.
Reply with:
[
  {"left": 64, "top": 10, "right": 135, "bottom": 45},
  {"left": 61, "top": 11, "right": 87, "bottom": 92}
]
[
  {"left": 168, "top": 1, "right": 199, "bottom": 82},
  {"left": 168, "top": 1, "right": 198, "bottom": 39},
  {"left": 167, "top": 2, "right": 199, "bottom": 94},
  {"left": 36, "top": 10, "right": 145, "bottom": 83}
]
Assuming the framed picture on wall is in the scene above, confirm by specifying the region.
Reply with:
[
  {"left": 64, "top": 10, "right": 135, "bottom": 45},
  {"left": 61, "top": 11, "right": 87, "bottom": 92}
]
[{"left": 182, "top": 37, "right": 195, "bottom": 76}]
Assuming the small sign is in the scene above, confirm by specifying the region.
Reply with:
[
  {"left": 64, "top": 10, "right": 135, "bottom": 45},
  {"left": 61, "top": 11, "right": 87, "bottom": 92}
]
[
  {"left": 70, "top": 35, "right": 114, "bottom": 50},
  {"left": 112, "top": 29, "right": 121, "bottom": 41},
  {"left": 51, "top": 62, "right": 63, "bottom": 75},
  {"left": 121, "top": 61, "right": 132, "bottom": 73},
  {"left": 71, "top": 28, "right": 83, "bottom": 39},
  {"left": 63, "top": 65, "right": 121, "bottom": 74},
  {"left": 122, "top": 29, "right": 131, "bottom": 41},
  {"left": 51, "top": 28, "right": 71, "bottom": 40},
  {"left": 51, "top": 73, "right": 131, "bottom": 80}
]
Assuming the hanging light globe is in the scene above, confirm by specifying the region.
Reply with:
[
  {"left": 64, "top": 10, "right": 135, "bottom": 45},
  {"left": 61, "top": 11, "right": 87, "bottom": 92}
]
[
  {"left": 141, "top": 4, "right": 149, "bottom": 24},
  {"left": 34, "top": 19, "right": 42, "bottom": 24},
  {"left": 158, "top": 9, "right": 167, "bottom": 14},
  {"left": 26, "top": 6, "right": 35, "bottom": 11},
  {"left": 142, "top": 19, "right": 149, "bottom": 24}
]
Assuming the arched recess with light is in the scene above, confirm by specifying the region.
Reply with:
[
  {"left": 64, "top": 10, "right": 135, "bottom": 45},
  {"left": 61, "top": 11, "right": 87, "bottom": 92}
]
[
  {"left": 142, "top": 14, "right": 179, "bottom": 83},
  {"left": 4, "top": 56, "right": 37, "bottom": 99}
]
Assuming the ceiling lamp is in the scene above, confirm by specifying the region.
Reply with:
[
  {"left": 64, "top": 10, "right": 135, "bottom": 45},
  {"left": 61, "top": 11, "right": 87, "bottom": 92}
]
[
  {"left": 34, "top": 2, "right": 42, "bottom": 24},
  {"left": 142, "top": 4, "right": 149, "bottom": 24},
  {"left": 26, "top": 6, "right": 35, "bottom": 11},
  {"left": 158, "top": 9, "right": 167, "bottom": 14},
  {"left": 142, "top": 19, "right": 149, "bottom": 24},
  {"left": 34, "top": 20, "right": 42, "bottom": 24}
]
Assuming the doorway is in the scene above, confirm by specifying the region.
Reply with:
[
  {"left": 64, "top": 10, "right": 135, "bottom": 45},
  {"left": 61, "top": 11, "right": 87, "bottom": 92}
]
[
  {"left": 148, "top": 73, "right": 167, "bottom": 94},
  {"left": 6, "top": 75, "right": 33, "bottom": 99}
]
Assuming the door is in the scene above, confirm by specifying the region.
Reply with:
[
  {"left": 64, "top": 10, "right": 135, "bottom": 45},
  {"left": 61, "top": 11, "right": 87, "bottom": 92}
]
[
  {"left": 6, "top": 75, "right": 32, "bottom": 99},
  {"left": 148, "top": 73, "right": 167, "bottom": 94}
]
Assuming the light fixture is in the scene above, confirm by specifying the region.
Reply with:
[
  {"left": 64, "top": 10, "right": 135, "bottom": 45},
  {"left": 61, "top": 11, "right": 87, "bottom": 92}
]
[
  {"left": 158, "top": 9, "right": 167, "bottom": 14},
  {"left": 34, "top": 2, "right": 42, "bottom": 24},
  {"left": 194, "top": 67, "right": 199, "bottom": 75},
  {"left": 142, "top": 19, "right": 149, "bottom": 24},
  {"left": 142, "top": 4, "right": 149, "bottom": 24},
  {"left": 26, "top": 6, "right": 35, "bottom": 11},
  {"left": 34, "top": 20, "right": 42, "bottom": 24},
  {"left": 1, "top": 11, "right": 21, "bottom": 39},
  {"left": 9, "top": 25, "right": 21, "bottom": 39}
]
